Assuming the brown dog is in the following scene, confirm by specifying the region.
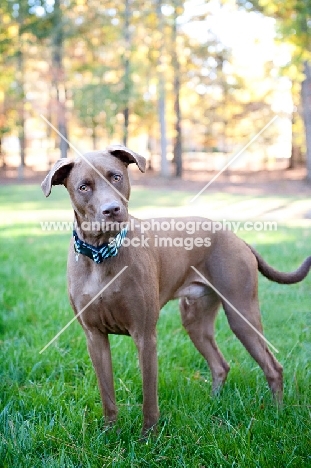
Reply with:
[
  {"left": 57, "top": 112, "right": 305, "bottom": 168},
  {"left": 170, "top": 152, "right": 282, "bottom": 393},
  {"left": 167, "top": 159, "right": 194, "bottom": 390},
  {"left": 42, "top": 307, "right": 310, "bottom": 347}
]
[{"left": 41, "top": 145, "right": 311, "bottom": 435}]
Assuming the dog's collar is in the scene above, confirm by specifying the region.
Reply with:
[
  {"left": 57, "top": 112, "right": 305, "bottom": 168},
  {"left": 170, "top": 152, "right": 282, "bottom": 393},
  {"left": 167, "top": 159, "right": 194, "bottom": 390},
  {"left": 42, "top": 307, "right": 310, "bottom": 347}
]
[{"left": 73, "top": 227, "right": 128, "bottom": 263}]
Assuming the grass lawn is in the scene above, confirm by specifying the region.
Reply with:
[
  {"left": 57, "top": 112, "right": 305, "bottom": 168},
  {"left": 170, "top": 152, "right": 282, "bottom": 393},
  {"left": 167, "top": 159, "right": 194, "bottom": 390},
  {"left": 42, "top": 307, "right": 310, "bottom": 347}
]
[{"left": 0, "top": 184, "right": 310, "bottom": 467}]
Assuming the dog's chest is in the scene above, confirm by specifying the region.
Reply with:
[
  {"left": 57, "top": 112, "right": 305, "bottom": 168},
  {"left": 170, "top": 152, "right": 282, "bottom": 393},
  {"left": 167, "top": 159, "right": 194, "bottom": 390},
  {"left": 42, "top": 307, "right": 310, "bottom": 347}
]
[{"left": 69, "top": 267, "right": 132, "bottom": 335}]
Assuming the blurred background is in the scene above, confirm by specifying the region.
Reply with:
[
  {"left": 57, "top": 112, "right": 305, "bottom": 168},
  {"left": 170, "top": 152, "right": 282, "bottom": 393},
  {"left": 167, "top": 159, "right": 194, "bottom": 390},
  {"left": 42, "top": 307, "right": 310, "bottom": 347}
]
[{"left": 0, "top": 0, "right": 311, "bottom": 182}]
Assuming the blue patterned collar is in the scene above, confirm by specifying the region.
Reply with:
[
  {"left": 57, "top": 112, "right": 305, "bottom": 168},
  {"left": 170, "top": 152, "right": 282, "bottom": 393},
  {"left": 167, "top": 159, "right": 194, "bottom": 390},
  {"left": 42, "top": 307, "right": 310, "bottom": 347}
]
[{"left": 73, "top": 227, "right": 128, "bottom": 263}]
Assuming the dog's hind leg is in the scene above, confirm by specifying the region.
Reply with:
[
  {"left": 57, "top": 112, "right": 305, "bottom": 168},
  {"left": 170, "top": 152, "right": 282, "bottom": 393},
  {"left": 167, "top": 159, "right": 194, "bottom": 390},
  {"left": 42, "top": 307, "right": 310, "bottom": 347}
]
[
  {"left": 222, "top": 295, "right": 283, "bottom": 401},
  {"left": 179, "top": 291, "right": 230, "bottom": 393},
  {"left": 207, "top": 244, "right": 283, "bottom": 400}
]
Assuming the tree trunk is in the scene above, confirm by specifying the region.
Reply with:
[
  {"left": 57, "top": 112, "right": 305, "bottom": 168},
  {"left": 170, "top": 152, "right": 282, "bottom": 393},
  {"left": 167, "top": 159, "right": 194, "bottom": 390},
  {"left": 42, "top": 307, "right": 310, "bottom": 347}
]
[
  {"left": 123, "top": 0, "right": 131, "bottom": 147},
  {"left": 288, "top": 111, "right": 295, "bottom": 169},
  {"left": 289, "top": 92, "right": 304, "bottom": 170},
  {"left": 17, "top": 19, "right": 26, "bottom": 178},
  {"left": 92, "top": 118, "right": 97, "bottom": 150},
  {"left": 0, "top": 137, "right": 4, "bottom": 168},
  {"left": 52, "top": 0, "right": 68, "bottom": 158},
  {"left": 157, "top": 0, "right": 169, "bottom": 178},
  {"left": 302, "top": 62, "right": 311, "bottom": 182},
  {"left": 123, "top": 107, "right": 129, "bottom": 147},
  {"left": 46, "top": 86, "right": 55, "bottom": 168},
  {"left": 172, "top": 3, "right": 182, "bottom": 178}
]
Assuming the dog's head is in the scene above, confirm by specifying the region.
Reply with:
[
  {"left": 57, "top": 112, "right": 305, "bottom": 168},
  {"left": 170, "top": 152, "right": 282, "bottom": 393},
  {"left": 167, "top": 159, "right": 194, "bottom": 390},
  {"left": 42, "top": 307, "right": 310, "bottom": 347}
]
[{"left": 41, "top": 145, "right": 146, "bottom": 233}]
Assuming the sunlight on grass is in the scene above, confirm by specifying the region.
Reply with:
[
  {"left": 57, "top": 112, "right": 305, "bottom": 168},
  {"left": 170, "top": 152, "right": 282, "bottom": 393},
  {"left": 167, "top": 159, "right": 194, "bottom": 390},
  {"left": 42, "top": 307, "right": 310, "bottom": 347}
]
[{"left": 1, "top": 183, "right": 310, "bottom": 227}]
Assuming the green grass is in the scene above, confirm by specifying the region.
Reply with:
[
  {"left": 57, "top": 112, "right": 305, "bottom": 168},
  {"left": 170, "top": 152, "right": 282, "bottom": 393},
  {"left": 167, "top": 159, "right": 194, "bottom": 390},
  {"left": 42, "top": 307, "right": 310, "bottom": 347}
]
[{"left": 0, "top": 184, "right": 311, "bottom": 467}]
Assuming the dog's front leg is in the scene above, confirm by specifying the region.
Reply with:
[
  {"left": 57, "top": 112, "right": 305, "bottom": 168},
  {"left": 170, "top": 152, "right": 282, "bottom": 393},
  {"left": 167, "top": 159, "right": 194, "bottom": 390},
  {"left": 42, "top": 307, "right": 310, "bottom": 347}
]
[
  {"left": 85, "top": 329, "right": 117, "bottom": 426},
  {"left": 133, "top": 331, "right": 159, "bottom": 435}
]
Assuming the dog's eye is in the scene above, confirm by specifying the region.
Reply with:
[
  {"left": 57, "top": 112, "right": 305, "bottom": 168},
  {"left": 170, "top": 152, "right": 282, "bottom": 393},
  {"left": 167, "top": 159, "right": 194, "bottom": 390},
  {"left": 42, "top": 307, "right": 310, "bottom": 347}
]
[
  {"left": 112, "top": 174, "right": 122, "bottom": 182},
  {"left": 79, "top": 184, "right": 89, "bottom": 192}
]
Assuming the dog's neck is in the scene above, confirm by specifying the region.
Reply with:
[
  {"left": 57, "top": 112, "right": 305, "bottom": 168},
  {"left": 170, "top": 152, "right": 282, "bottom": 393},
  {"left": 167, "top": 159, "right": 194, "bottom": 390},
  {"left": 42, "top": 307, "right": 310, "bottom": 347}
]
[
  {"left": 73, "top": 212, "right": 126, "bottom": 246},
  {"left": 73, "top": 226, "right": 128, "bottom": 264}
]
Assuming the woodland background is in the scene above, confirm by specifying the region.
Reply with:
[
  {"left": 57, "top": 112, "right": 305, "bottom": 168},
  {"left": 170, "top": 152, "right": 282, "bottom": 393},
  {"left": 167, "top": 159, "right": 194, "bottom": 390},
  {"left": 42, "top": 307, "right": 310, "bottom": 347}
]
[{"left": 1, "top": 0, "right": 311, "bottom": 179}]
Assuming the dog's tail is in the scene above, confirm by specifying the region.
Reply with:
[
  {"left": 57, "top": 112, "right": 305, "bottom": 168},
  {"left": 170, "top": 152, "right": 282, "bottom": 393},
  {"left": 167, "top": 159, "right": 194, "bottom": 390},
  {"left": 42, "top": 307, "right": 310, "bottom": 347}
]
[{"left": 247, "top": 244, "right": 311, "bottom": 284}]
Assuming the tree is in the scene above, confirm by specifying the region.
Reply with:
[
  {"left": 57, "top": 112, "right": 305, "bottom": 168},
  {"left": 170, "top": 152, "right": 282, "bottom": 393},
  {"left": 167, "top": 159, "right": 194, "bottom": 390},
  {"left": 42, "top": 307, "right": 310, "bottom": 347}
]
[
  {"left": 237, "top": 0, "right": 311, "bottom": 180},
  {"left": 73, "top": 80, "right": 123, "bottom": 149},
  {"left": 0, "top": 5, "right": 16, "bottom": 167},
  {"left": 50, "top": 0, "right": 68, "bottom": 158},
  {"left": 0, "top": 0, "right": 71, "bottom": 169},
  {"left": 156, "top": 0, "right": 170, "bottom": 178},
  {"left": 122, "top": 0, "right": 131, "bottom": 147},
  {"left": 0, "top": 0, "right": 292, "bottom": 178},
  {"left": 1, "top": 0, "right": 29, "bottom": 176},
  {"left": 171, "top": 1, "right": 183, "bottom": 177}
]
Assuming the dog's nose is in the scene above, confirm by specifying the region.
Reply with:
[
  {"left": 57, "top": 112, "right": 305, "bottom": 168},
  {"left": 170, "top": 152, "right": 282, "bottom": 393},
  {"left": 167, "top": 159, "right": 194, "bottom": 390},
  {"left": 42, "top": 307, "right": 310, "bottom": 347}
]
[{"left": 101, "top": 202, "right": 121, "bottom": 218}]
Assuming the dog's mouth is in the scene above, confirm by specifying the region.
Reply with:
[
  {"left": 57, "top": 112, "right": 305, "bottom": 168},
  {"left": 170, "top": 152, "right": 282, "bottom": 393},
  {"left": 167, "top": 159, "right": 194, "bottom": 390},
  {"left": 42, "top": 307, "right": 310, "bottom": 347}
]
[
  {"left": 82, "top": 212, "right": 129, "bottom": 234},
  {"left": 76, "top": 218, "right": 129, "bottom": 246},
  {"left": 100, "top": 219, "right": 129, "bottom": 234}
]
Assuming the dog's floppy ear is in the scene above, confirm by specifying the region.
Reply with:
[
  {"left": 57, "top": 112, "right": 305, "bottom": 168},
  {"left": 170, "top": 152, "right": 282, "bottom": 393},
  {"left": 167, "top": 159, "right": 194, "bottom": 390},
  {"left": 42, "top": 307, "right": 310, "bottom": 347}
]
[
  {"left": 41, "top": 158, "right": 75, "bottom": 197},
  {"left": 107, "top": 145, "right": 146, "bottom": 173}
]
